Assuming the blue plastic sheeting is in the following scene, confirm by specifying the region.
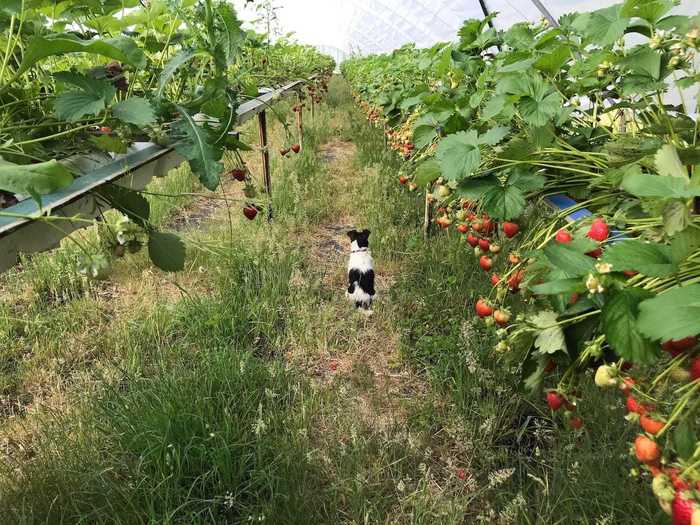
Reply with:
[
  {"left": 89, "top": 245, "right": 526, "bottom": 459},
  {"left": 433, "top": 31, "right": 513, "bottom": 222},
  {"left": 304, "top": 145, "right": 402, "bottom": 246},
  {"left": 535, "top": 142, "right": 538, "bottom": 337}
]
[
  {"left": 544, "top": 193, "right": 628, "bottom": 242},
  {"left": 544, "top": 194, "right": 592, "bottom": 222}
]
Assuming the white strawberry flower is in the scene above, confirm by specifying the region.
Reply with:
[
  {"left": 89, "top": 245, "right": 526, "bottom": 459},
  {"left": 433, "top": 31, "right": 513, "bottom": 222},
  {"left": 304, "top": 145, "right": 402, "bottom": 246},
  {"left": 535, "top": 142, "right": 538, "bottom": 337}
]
[
  {"left": 595, "top": 262, "right": 613, "bottom": 274},
  {"left": 586, "top": 274, "right": 604, "bottom": 294}
]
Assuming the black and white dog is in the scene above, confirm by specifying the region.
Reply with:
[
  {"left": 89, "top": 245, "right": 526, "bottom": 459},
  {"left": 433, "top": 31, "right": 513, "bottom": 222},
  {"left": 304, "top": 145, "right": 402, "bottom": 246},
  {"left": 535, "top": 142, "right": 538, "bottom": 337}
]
[{"left": 346, "top": 229, "right": 375, "bottom": 311}]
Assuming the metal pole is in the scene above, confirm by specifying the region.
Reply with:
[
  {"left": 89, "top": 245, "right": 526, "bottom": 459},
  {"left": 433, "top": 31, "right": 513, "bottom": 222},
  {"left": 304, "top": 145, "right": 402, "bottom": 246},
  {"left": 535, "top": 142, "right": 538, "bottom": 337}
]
[
  {"left": 257, "top": 110, "right": 273, "bottom": 221},
  {"left": 296, "top": 95, "right": 304, "bottom": 145},
  {"left": 477, "top": 0, "right": 495, "bottom": 30},
  {"left": 531, "top": 0, "right": 559, "bottom": 27}
]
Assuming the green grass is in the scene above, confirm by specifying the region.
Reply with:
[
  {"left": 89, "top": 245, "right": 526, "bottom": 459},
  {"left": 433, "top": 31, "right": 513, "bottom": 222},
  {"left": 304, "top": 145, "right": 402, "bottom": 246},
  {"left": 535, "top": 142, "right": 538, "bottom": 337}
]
[{"left": 0, "top": 76, "right": 665, "bottom": 525}]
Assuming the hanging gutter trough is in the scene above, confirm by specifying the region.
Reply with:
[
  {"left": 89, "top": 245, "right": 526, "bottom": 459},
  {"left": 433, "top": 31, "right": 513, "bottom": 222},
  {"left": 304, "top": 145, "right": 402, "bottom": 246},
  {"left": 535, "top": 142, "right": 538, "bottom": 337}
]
[{"left": 0, "top": 79, "right": 306, "bottom": 273}]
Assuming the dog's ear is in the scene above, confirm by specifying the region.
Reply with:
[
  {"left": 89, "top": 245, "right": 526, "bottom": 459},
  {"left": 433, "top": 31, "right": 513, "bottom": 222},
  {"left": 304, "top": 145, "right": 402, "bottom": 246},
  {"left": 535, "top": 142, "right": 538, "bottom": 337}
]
[
  {"left": 361, "top": 229, "right": 371, "bottom": 237},
  {"left": 346, "top": 229, "right": 357, "bottom": 239}
]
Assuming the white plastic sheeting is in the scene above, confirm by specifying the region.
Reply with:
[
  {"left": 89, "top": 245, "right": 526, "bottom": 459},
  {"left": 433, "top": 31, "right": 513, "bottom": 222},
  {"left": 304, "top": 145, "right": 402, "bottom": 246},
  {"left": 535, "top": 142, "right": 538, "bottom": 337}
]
[{"left": 232, "top": 0, "right": 699, "bottom": 57}]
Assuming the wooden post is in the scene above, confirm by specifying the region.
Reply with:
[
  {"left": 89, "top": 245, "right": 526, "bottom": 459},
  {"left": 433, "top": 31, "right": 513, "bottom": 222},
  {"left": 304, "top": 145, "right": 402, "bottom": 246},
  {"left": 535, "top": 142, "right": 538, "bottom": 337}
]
[
  {"left": 296, "top": 95, "right": 304, "bottom": 144},
  {"left": 423, "top": 185, "right": 432, "bottom": 239},
  {"left": 258, "top": 110, "right": 273, "bottom": 221}
]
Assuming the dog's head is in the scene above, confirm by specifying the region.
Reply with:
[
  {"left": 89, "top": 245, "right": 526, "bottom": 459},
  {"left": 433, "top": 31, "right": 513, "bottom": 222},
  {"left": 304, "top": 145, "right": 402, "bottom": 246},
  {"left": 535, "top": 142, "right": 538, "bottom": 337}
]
[{"left": 347, "top": 229, "right": 371, "bottom": 249}]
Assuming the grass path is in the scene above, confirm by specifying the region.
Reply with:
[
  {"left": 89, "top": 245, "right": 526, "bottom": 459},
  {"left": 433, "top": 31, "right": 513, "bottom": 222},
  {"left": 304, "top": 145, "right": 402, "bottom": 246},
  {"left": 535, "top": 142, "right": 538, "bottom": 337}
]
[{"left": 0, "top": 77, "right": 663, "bottom": 524}]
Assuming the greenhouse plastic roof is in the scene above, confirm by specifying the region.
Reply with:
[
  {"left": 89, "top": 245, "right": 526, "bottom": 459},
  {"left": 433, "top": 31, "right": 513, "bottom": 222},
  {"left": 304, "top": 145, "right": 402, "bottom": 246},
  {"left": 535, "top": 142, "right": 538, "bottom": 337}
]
[{"left": 232, "top": 0, "right": 699, "bottom": 58}]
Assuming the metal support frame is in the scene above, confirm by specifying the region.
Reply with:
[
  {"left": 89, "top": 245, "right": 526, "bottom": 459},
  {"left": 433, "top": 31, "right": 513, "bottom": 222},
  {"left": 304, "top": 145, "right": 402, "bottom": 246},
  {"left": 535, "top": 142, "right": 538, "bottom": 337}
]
[
  {"left": 477, "top": 0, "right": 495, "bottom": 30},
  {"left": 257, "top": 110, "right": 273, "bottom": 221},
  {"left": 531, "top": 0, "right": 559, "bottom": 28},
  {"left": 0, "top": 78, "right": 312, "bottom": 272}
]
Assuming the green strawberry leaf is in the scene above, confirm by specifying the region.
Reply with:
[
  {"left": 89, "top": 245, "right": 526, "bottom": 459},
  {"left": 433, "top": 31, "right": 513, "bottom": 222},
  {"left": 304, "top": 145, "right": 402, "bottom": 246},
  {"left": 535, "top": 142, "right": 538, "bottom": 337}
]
[
  {"left": 637, "top": 284, "right": 700, "bottom": 342},
  {"left": 530, "top": 310, "right": 567, "bottom": 355},
  {"left": 674, "top": 419, "right": 696, "bottom": 460},
  {"left": 90, "top": 134, "right": 127, "bottom": 154},
  {"left": 413, "top": 124, "right": 438, "bottom": 149},
  {"left": 602, "top": 288, "right": 659, "bottom": 364},
  {"left": 436, "top": 130, "right": 480, "bottom": 181},
  {"left": 601, "top": 239, "right": 677, "bottom": 277},
  {"left": 148, "top": 231, "right": 185, "bottom": 272},
  {"left": 530, "top": 278, "right": 583, "bottom": 295},
  {"left": 97, "top": 185, "right": 150, "bottom": 227},
  {"left": 478, "top": 125, "right": 510, "bottom": 146},
  {"left": 172, "top": 105, "right": 224, "bottom": 191},
  {"left": 621, "top": 172, "right": 700, "bottom": 199},
  {"left": 0, "top": 160, "right": 73, "bottom": 205},
  {"left": 112, "top": 97, "right": 156, "bottom": 127},
  {"left": 543, "top": 243, "right": 596, "bottom": 277},
  {"left": 655, "top": 143, "right": 688, "bottom": 180},
  {"left": 481, "top": 184, "right": 525, "bottom": 220},
  {"left": 413, "top": 160, "right": 441, "bottom": 186},
  {"left": 17, "top": 34, "right": 145, "bottom": 78},
  {"left": 456, "top": 175, "right": 499, "bottom": 199}
]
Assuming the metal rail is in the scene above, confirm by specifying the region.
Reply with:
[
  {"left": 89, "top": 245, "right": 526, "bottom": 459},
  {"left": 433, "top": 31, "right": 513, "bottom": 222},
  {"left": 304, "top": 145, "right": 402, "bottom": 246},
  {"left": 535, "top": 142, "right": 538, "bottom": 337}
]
[{"left": 0, "top": 78, "right": 309, "bottom": 273}]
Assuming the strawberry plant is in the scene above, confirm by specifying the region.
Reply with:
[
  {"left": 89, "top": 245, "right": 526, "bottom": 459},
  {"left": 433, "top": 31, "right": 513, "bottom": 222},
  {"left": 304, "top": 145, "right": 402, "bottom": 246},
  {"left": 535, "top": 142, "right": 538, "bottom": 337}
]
[{"left": 344, "top": 2, "right": 700, "bottom": 518}]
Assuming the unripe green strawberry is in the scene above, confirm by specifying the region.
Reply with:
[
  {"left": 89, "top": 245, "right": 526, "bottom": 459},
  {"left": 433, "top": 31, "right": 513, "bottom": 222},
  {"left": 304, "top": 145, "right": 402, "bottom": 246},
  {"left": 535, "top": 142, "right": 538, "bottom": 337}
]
[{"left": 594, "top": 365, "right": 618, "bottom": 387}]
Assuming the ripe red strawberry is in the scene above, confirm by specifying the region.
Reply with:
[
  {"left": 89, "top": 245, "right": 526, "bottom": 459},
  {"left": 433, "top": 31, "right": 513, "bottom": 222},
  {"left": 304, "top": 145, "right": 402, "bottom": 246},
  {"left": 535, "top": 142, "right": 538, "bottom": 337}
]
[
  {"left": 399, "top": 175, "right": 408, "bottom": 185},
  {"left": 621, "top": 376, "right": 636, "bottom": 395},
  {"left": 436, "top": 216, "right": 452, "bottom": 229},
  {"left": 640, "top": 415, "right": 665, "bottom": 435},
  {"left": 635, "top": 435, "right": 660, "bottom": 464},
  {"left": 508, "top": 270, "right": 524, "bottom": 292},
  {"left": 478, "top": 238, "right": 490, "bottom": 251},
  {"left": 475, "top": 298, "right": 494, "bottom": 318},
  {"left": 479, "top": 255, "right": 492, "bottom": 271},
  {"left": 242, "top": 205, "right": 258, "bottom": 220},
  {"left": 462, "top": 200, "right": 474, "bottom": 210},
  {"left": 490, "top": 273, "right": 500, "bottom": 286},
  {"left": 437, "top": 207, "right": 447, "bottom": 215},
  {"left": 663, "top": 337, "right": 698, "bottom": 357},
  {"left": 673, "top": 337, "right": 698, "bottom": 352},
  {"left": 544, "top": 359, "right": 556, "bottom": 374},
  {"left": 229, "top": 168, "right": 246, "bottom": 181},
  {"left": 472, "top": 221, "right": 483, "bottom": 232},
  {"left": 555, "top": 229, "right": 573, "bottom": 243},
  {"left": 456, "top": 224, "right": 469, "bottom": 234},
  {"left": 587, "top": 217, "right": 609, "bottom": 241},
  {"left": 690, "top": 357, "right": 700, "bottom": 381},
  {"left": 482, "top": 217, "right": 494, "bottom": 232},
  {"left": 672, "top": 491, "right": 697, "bottom": 525},
  {"left": 569, "top": 416, "right": 584, "bottom": 429},
  {"left": 586, "top": 247, "right": 603, "bottom": 258},
  {"left": 627, "top": 395, "right": 653, "bottom": 415},
  {"left": 493, "top": 309, "right": 511, "bottom": 326},
  {"left": 668, "top": 468, "right": 691, "bottom": 491},
  {"left": 466, "top": 234, "right": 479, "bottom": 247},
  {"left": 291, "top": 143, "right": 301, "bottom": 153},
  {"left": 100, "top": 126, "right": 112, "bottom": 134},
  {"left": 546, "top": 391, "right": 564, "bottom": 411},
  {"left": 456, "top": 468, "right": 466, "bottom": 480},
  {"left": 569, "top": 292, "right": 579, "bottom": 305},
  {"left": 503, "top": 222, "right": 519, "bottom": 238}
]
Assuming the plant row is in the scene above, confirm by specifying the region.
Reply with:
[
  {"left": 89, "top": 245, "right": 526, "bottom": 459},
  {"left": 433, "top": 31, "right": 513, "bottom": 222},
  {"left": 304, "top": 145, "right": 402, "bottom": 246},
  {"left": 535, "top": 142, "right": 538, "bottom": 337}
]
[
  {"left": 0, "top": 0, "right": 333, "bottom": 274},
  {"left": 343, "top": 3, "right": 700, "bottom": 523}
]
